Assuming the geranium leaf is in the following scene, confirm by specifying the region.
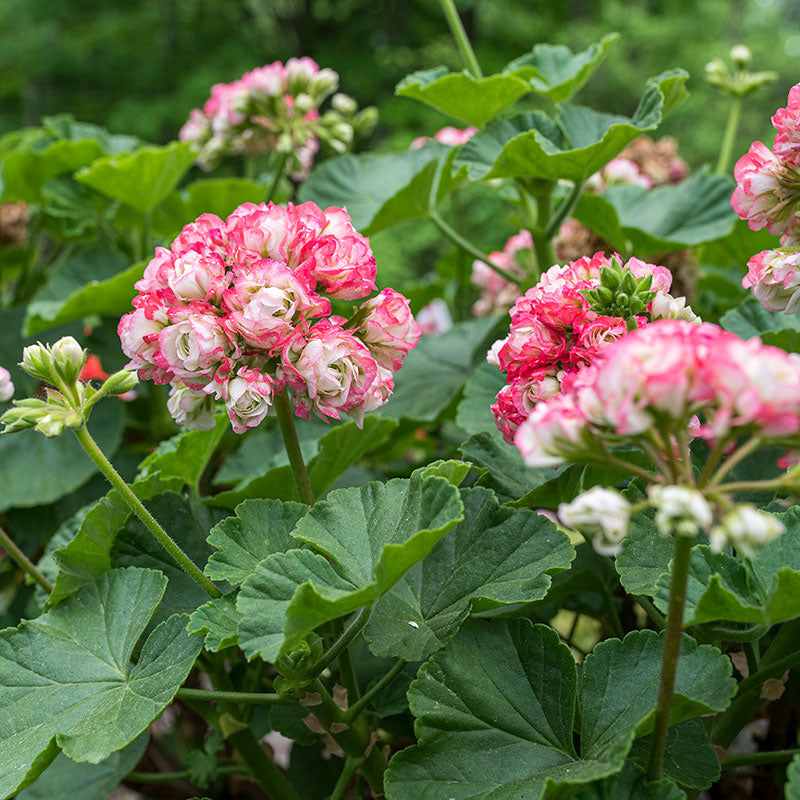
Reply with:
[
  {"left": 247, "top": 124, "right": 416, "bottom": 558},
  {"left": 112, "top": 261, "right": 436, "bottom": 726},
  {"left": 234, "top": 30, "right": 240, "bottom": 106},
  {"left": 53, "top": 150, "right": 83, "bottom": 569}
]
[
  {"left": 0, "top": 567, "right": 201, "bottom": 798},
  {"left": 455, "top": 70, "right": 688, "bottom": 183},
  {"left": 574, "top": 761, "right": 685, "bottom": 800},
  {"left": 186, "top": 595, "right": 241, "bottom": 653},
  {"left": 364, "top": 486, "right": 574, "bottom": 660},
  {"left": 614, "top": 506, "right": 674, "bottom": 596},
  {"left": 721, "top": 295, "right": 800, "bottom": 340}
]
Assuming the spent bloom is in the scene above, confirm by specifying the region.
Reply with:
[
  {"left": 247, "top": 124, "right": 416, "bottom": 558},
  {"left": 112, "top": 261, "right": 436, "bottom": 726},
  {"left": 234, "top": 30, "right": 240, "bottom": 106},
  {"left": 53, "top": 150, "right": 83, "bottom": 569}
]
[
  {"left": 119, "top": 201, "right": 420, "bottom": 433},
  {"left": 648, "top": 485, "right": 713, "bottom": 538},
  {"left": 0, "top": 366, "right": 14, "bottom": 403},
  {"left": 558, "top": 486, "right": 632, "bottom": 556},
  {"left": 709, "top": 505, "right": 785, "bottom": 557},
  {"left": 180, "top": 59, "right": 375, "bottom": 178}
]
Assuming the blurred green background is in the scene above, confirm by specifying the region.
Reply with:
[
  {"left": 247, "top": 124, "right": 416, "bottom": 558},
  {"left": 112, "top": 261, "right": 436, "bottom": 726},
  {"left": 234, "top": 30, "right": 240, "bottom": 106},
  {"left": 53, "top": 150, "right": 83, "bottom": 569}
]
[{"left": 1, "top": 0, "right": 798, "bottom": 168}]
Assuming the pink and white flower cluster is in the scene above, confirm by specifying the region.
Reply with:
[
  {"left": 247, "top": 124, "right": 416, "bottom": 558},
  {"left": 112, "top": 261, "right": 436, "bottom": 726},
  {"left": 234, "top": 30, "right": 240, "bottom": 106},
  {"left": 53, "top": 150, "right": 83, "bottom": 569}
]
[
  {"left": 736, "top": 84, "right": 800, "bottom": 313},
  {"left": 515, "top": 319, "right": 800, "bottom": 468},
  {"left": 119, "top": 201, "right": 420, "bottom": 433},
  {"left": 0, "top": 366, "right": 14, "bottom": 403},
  {"left": 410, "top": 125, "right": 477, "bottom": 151},
  {"left": 488, "top": 252, "right": 677, "bottom": 443},
  {"left": 471, "top": 230, "right": 531, "bottom": 317},
  {"left": 179, "top": 58, "right": 366, "bottom": 178}
]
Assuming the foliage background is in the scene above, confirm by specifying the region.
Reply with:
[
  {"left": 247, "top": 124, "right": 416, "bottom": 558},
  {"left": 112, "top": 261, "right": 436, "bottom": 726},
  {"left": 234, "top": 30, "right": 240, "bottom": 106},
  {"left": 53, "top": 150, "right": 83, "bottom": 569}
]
[{"left": 2, "top": 0, "right": 800, "bottom": 165}]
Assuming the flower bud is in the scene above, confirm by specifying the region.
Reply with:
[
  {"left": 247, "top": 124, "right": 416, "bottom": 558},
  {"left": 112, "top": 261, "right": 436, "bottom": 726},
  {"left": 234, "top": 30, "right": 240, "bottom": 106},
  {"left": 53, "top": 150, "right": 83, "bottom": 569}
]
[
  {"left": 705, "top": 58, "right": 730, "bottom": 88},
  {"left": 0, "top": 403, "right": 47, "bottom": 434},
  {"left": 100, "top": 369, "right": 139, "bottom": 397},
  {"left": 20, "top": 343, "right": 54, "bottom": 383},
  {"left": 730, "top": 44, "right": 752, "bottom": 69},
  {"left": 35, "top": 413, "right": 65, "bottom": 438},
  {"left": 351, "top": 107, "right": 378, "bottom": 138},
  {"left": 50, "top": 336, "right": 87, "bottom": 386},
  {"left": 709, "top": 505, "right": 784, "bottom": 557},
  {"left": 648, "top": 485, "right": 713, "bottom": 537},
  {"left": 331, "top": 92, "right": 357, "bottom": 115},
  {"left": 558, "top": 486, "right": 632, "bottom": 556},
  {"left": 650, "top": 293, "right": 701, "bottom": 322},
  {"left": 308, "top": 68, "right": 339, "bottom": 102},
  {"left": 293, "top": 92, "right": 315, "bottom": 115},
  {"left": 0, "top": 366, "right": 14, "bottom": 403}
]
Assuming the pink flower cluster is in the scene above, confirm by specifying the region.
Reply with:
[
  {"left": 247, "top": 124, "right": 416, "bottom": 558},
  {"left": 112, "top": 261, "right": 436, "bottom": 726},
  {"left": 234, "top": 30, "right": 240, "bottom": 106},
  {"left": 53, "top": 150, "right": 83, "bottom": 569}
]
[
  {"left": 179, "top": 58, "right": 356, "bottom": 178},
  {"left": 585, "top": 157, "right": 653, "bottom": 192},
  {"left": 471, "top": 230, "right": 531, "bottom": 317},
  {"left": 733, "top": 84, "right": 800, "bottom": 244},
  {"left": 488, "top": 252, "right": 675, "bottom": 443},
  {"left": 515, "top": 319, "right": 800, "bottom": 468},
  {"left": 0, "top": 366, "right": 13, "bottom": 403},
  {"left": 119, "top": 201, "right": 421, "bottom": 433},
  {"left": 410, "top": 125, "right": 477, "bottom": 150}
]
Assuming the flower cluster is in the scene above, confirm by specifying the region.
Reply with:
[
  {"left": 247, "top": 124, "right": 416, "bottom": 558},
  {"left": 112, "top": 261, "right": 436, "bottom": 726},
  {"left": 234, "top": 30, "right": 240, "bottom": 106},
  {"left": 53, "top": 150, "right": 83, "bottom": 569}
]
[
  {"left": 179, "top": 58, "right": 375, "bottom": 177},
  {"left": 515, "top": 319, "right": 800, "bottom": 469},
  {"left": 410, "top": 125, "right": 477, "bottom": 150},
  {"left": 119, "top": 201, "right": 420, "bottom": 434},
  {"left": 487, "top": 252, "right": 693, "bottom": 443},
  {"left": 0, "top": 366, "right": 14, "bottom": 403},
  {"left": 471, "top": 230, "right": 531, "bottom": 317}
]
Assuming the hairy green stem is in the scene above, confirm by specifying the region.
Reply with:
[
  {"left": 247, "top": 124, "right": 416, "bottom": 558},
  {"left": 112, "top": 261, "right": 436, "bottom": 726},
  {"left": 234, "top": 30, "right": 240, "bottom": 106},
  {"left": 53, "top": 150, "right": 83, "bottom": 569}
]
[
  {"left": 722, "top": 748, "right": 800, "bottom": 769},
  {"left": 330, "top": 756, "right": 365, "bottom": 800},
  {"left": 438, "top": 0, "right": 483, "bottom": 78},
  {"left": 716, "top": 97, "right": 743, "bottom": 176},
  {"left": 544, "top": 180, "right": 585, "bottom": 239},
  {"left": 308, "top": 607, "right": 371, "bottom": 679},
  {"left": 345, "top": 660, "right": 408, "bottom": 723},
  {"left": 430, "top": 211, "right": 522, "bottom": 285},
  {"left": 274, "top": 390, "right": 315, "bottom": 505},
  {"left": 647, "top": 534, "right": 694, "bottom": 780},
  {"left": 176, "top": 688, "right": 296, "bottom": 705},
  {"left": 530, "top": 184, "right": 555, "bottom": 278},
  {"left": 707, "top": 436, "right": 762, "bottom": 488},
  {"left": 0, "top": 525, "right": 53, "bottom": 592},
  {"left": 73, "top": 425, "right": 221, "bottom": 598},
  {"left": 126, "top": 764, "right": 247, "bottom": 784},
  {"left": 736, "top": 649, "right": 800, "bottom": 696},
  {"left": 635, "top": 595, "right": 666, "bottom": 629},
  {"left": 228, "top": 728, "right": 303, "bottom": 800},
  {"left": 265, "top": 151, "right": 289, "bottom": 204}
]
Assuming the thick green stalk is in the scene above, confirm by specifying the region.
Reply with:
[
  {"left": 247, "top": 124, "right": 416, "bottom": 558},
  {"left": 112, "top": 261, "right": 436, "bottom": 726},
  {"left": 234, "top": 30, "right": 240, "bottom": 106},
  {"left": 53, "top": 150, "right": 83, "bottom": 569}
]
[
  {"left": 544, "top": 180, "right": 585, "bottom": 239},
  {"left": 345, "top": 660, "right": 408, "bottom": 723},
  {"left": 0, "top": 525, "right": 53, "bottom": 592},
  {"left": 429, "top": 211, "right": 522, "bottom": 285},
  {"left": 176, "top": 688, "right": 296, "bottom": 705},
  {"left": 438, "top": 0, "right": 483, "bottom": 78},
  {"left": 227, "top": 728, "right": 303, "bottom": 800},
  {"left": 722, "top": 748, "right": 800, "bottom": 769},
  {"left": 330, "top": 757, "right": 365, "bottom": 800},
  {"left": 265, "top": 151, "right": 289, "bottom": 204},
  {"left": 716, "top": 97, "right": 743, "bottom": 176},
  {"left": 274, "top": 390, "right": 315, "bottom": 505},
  {"left": 73, "top": 425, "right": 221, "bottom": 598},
  {"left": 126, "top": 765, "right": 246, "bottom": 784},
  {"left": 530, "top": 183, "right": 555, "bottom": 275},
  {"left": 647, "top": 534, "right": 694, "bottom": 780}
]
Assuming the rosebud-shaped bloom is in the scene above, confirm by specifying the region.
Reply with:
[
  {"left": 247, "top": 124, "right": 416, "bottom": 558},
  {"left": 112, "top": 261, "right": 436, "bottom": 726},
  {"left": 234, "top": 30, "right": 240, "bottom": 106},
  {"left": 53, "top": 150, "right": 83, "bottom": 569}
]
[
  {"left": 742, "top": 248, "right": 800, "bottom": 313},
  {"left": 119, "top": 305, "right": 171, "bottom": 381},
  {"left": 709, "top": 504, "right": 785, "bottom": 557},
  {"left": 772, "top": 83, "right": 800, "bottom": 167},
  {"left": 282, "top": 320, "right": 378, "bottom": 423},
  {"left": 0, "top": 366, "right": 14, "bottom": 402},
  {"left": 648, "top": 485, "right": 713, "bottom": 537},
  {"left": 559, "top": 486, "right": 632, "bottom": 556},
  {"left": 51, "top": 336, "right": 87, "bottom": 386},
  {"left": 650, "top": 292, "right": 701, "bottom": 322},
  {"left": 223, "top": 367, "right": 277, "bottom": 433},
  {"left": 515, "top": 394, "right": 593, "bottom": 467},
  {"left": 167, "top": 381, "right": 218, "bottom": 430},
  {"left": 355, "top": 288, "right": 421, "bottom": 370}
]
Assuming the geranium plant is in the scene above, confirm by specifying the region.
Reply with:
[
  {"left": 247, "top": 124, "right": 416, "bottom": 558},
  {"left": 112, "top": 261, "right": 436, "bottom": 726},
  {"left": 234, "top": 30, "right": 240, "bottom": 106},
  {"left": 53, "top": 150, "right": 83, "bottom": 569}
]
[{"left": 1, "top": 2, "right": 800, "bottom": 799}]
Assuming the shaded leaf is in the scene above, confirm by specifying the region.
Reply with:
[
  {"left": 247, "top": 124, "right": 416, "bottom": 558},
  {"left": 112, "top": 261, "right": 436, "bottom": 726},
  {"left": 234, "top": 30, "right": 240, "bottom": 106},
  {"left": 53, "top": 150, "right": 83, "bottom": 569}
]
[
  {"left": 720, "top": 295, "right": 800, "bottom": 340},
  {"left": 186, "top": 595, "right": 240, "bottom": 653},
  {"left": 575, "top": 761, "right": 685, "bottom": 800}
]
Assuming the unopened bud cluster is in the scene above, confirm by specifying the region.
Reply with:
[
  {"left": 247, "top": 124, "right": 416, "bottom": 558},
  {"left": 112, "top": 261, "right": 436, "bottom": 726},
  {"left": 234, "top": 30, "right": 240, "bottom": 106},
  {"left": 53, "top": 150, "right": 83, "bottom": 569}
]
[
  {"left": 648, "top": 485, "right": 713, "bottom": 538},
  {"left": 0, "top": 336, "right": 137, "bottom": 438},
  {"left": 558, "top": 486, "right": 632, "bottom": 556},
  {"left": 705, "top": 45, "right": 776, "bottom": 98},
  {"left": 581, "top": 259, "right": 658, "bottom": 322},
  {"left": 179, "top": 58, "right": 377, "bottom": 178}
]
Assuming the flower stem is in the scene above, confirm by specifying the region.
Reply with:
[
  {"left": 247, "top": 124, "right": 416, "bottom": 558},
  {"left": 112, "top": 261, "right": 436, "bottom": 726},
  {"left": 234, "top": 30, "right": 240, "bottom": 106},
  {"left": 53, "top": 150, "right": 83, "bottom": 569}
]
[
  {"left": 330, "top": 756, "right": 365, "bottom": 800},
  {"left": 227, "top": 728, "right": 303, "bottom": 800},
  {"left": 0, "top": 525, "right": 53, "bottom": 592},
  {"left": 707, "top": 436, "right": 762, "bottom": 487},
  {"left": 544, "top": 180, "right": 585, "bottom": 239},
  {"left": 308, "top": 607, "right": 371, "bottom": 679},
  {"left": 635, "top": 595, "right": 666, "bottom": 629},
  {"left": 126, "top": 765, "right": 247, "bottom": 784},
  {"left": 429, "top": 211, "right": 522, "bottom": 286},
  {"left": 345, "top": 659, "right": 408, "bottom": 723},
  {"left": 647, "top": 534, "right": 694, "bottom": 780},
  {"left": 722, "top": 748, "right": 800, "bottom": 769},
  {"left": 73, "top": 425, "right": 222, "bottom": 598},
  {"left": 176, "top": 688, "right": 296, "bottom": 705},
  {"left": 716, "top": 96, "right": 743, "bottom": 176},
  {"left": 438, "top": 0, "right": 483, "bottom": 78},
  {"left": 265, "top": 151, "right": 289, "bottom": 204},
  {"left": 274, "top": 390, "right": 315, "bottom": 505}
]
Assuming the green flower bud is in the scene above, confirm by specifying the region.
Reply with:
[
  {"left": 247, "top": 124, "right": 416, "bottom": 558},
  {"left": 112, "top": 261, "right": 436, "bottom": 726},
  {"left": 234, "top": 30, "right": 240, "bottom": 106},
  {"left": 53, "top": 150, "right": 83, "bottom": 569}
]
[
  {"left": 620, "top": 271, "right": 636, "bottom": 295},
  {"left": 616, "top": 291, "right": 629, "bottom": 306},
  {"left": 730, "top": 44, "right": 752, "bottom": 69},
  {"left": 35, "top": 413, "right": 65, "bottom": 438},
  {"left": 50, "top": 336, "right": 86, "bottom": 386},
  {"left": 705, "top": 58, "right": 730, "bottom": 88},
  {"left": 597, "top": 286, "right": 614, "bottom": 305},
  {"left": 331, "top": 92, "right": 357, "bottom": 115},
  {"left": 600, "top": 265, "right": 621, "bottom": 291},
  {"left": 100, "top": 369, "right": 138, "bottom": 396},
  {"left": 351, "top": 106, "right": 378, "bottom": 138},
  {"left": 20, "top": 343, "right": 54, "bottom": 383}
]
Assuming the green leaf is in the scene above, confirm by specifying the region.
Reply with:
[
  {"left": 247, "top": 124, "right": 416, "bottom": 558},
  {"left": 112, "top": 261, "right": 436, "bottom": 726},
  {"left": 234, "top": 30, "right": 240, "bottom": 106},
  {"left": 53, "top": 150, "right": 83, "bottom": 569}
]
[
  {"left": 787, "top": 753, "right": 800, "bottom": 800},
  {"left": 186, "top": 595, "right": 240, "bottom": 653},
  {"left": 298, "top": 143, "right": 462, "bottom": 234},
  {"left": 208, "top": 416, "right": 397, "bottom": 508},
  {"left": 154, "top": 177, "right": 268, "bottom": 236},
  {"left": 385, "top": 620, "right": 734, "bottom": 800},
  {"left": 75, "top": 141, "right": 195, "bottom": 213},
  {"left": 460, "top": 431, "right": 557, "bottom": 503},
  {"left": 23, "top": 247, "right": 133, "bottom": 335},
  {"left": 455, "top": 359, "right": 506, "bottom": 442},
  {"left": 455, "top": 70, "right": 688, "bottom": 183},
  {"left": 629, "top": 719, "right": 719, "bottom": 791},
  {"left": 413, "top": 459, "right": 472, "bottom": 487},
  {"left": 237, "top": 474, "right": 464, "bottom": 661},
  {"left": 395, "top": 67, "right": 532, "bottom": 127},
  {"left": 0, "top": 567, "right": 201, "bottom": 798},
  {"left": 17, "top": 735, "right": 148, "bottom": 800},
  {"left": 720, "top": 295, "right": 800, "bottom": 340},
  {"left": 504, "top": 34, "right": 619, "bottom": 102},
  {"left": 574, "top": 170, "right": 737, "bottom": 255},
  {"left": 381, "top": 316, "right": 501, "bottom": 422},
  {"left": 50, "top": 474, "right": 183, "bottom": 605},
  {"left": 205, "top": 498, "right": 309, "bottom": 585},
  {"left": 364, "top": 486, "right": 574, "bottom": 660},
  {"left": 575, "top": 762, "right": 685, "bottom": 800},
  {"left": 614, "top": 507, "right": 674, "bottom": 596}
]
